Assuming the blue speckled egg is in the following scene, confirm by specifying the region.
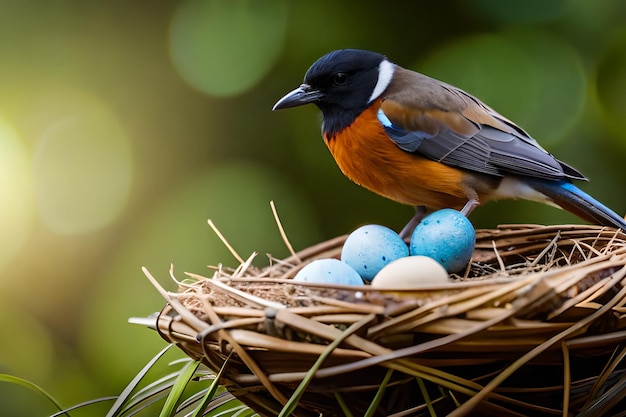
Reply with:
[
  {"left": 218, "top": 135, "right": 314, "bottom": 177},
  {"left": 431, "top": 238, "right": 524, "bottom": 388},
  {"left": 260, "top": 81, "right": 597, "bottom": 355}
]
[
  {"left": 409, "top": 209, "right": 475, "bottom": 273},
  {"left": 341, "top": 224, "right": 409, "bottom": 281},
  {"left": 293, "top": 258, "right": 364, "bottom": 285}
]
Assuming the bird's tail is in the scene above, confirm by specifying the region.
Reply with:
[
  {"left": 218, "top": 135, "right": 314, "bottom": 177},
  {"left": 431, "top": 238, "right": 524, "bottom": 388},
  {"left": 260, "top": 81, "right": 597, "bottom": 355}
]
[{"left": 525, "top": 178, "right": 626, "bottom": 230}]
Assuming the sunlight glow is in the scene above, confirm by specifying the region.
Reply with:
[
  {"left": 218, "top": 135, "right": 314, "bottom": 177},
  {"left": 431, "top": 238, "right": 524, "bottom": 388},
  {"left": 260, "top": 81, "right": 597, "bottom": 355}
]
[
  {"left": 0, "top": 116, "right": 34, "bottom": 272},
  {"left": 33, "top": 92, "right": 133, "bottom": 235}
]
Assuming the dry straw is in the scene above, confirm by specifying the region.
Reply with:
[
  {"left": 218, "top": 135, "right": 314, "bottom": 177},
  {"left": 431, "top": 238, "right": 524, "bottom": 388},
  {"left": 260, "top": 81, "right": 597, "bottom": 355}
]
[{"left": 148, "top": 206, "right": 626, "bottom": 417}]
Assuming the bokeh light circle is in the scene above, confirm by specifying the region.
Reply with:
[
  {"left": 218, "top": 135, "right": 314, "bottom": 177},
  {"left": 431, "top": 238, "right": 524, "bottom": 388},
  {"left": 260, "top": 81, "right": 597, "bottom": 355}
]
[
  {"left": 417, "top": 34, "right": 537, "bottom": 125},
  {"left": 416, "top": 32, "right": 586, "bottom": 146},
  {"left": 33, "top": 91, "right": 133, "bottom": 235},
  {"left": 0, "top": 116, "right": 34, "bottom": 271},
  {"left": 505, "top": 31, "right": 586, "bottom": 145},
  {"left": 169, "top": 0, "right": 288, "bottom": 97}
]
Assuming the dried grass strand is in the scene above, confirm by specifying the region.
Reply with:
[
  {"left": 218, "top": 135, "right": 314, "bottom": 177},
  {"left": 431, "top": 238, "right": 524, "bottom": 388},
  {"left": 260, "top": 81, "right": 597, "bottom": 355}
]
[
  {"left": 207, "top": 219, "right": 244, "bottom": 265},
  {"left": 270, "top": 200, "right": 301, "bottom": 263}
]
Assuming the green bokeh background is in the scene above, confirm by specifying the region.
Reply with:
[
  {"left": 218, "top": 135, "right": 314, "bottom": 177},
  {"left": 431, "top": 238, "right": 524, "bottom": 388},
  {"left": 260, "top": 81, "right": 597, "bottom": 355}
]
[{"left": 2, "top": 1, "right": 626, "bottom": 415}]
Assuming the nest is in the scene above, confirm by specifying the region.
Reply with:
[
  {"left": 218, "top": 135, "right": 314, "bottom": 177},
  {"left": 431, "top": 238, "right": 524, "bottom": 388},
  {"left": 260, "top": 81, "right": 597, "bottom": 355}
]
[{"left": 153, "top": 223, "right": 626, "bottom": 417}]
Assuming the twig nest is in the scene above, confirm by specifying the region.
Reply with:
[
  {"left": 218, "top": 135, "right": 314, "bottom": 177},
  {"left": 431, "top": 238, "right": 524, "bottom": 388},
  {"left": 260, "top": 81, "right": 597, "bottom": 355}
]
[
  {"left": 370, "top": 255, "right": 450, "bottom": 288},
  {"left": 155, "top": 222, "right": 626, "bottom": 417}
]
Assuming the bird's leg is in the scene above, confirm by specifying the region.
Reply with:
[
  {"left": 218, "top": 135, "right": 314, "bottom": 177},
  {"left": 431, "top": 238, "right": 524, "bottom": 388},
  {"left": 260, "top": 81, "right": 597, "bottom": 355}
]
[
  {"left": 460, "top": 199, "right": 480, "bottom": 217},
  {"left": 400, "top": 205, "right": 426, "bottom": 240},
  {"left": 400, "top": 201, "right": 478, "bottom": 240}
]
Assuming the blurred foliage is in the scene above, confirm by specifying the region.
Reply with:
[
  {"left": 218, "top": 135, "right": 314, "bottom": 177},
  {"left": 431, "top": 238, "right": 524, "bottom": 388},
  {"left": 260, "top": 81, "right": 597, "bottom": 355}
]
[{"left": 1, "top": 0, "right": 626, "bottom": 415}]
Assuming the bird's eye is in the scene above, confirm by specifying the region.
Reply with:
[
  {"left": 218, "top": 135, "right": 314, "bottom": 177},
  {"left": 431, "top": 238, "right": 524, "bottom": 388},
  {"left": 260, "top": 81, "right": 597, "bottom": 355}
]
[{"left": 333, "top": 72, "right": 348, "bottom": 85}]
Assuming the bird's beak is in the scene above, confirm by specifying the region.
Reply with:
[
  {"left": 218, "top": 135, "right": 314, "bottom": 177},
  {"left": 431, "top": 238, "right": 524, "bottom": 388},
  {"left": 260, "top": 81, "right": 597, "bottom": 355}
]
[{"left": 272, "top": 84, "right": 323, "bottom": 111}]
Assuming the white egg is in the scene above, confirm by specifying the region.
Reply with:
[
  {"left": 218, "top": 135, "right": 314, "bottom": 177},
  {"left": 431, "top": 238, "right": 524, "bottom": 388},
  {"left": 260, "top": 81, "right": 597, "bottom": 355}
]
[{"left": 370, "top": 255, "right": 450, "bottom": 289}]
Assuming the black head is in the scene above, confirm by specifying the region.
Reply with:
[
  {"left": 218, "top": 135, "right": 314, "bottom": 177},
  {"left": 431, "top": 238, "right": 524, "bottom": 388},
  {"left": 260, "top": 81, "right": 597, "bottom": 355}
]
[{"left": 273, "top": 49, "right": 391, "bottom": 136}]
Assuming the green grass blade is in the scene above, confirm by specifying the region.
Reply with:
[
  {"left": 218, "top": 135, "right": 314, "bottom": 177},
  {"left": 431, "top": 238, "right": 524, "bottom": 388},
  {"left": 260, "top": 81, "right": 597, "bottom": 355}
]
[
  {"left": 106, "top": 343, "right": 173, "bottom": 417},
  {"left": 49, "top": 397, "right": 118, "bottom": 417},
  {"left": 416, "top": 377, "right": 437, "bottom": 417},
  {"left": 125, "top": 391, "right": 170, "bottom": 417},
  {"left": 231, "top": 406, "right": 257, "bottom": 417},
  {"left": 159, "top": 359, "right": 201, "bottom": 417},
  {"left": 119, "top": 371, "right": 181, "bottom": 414},
  {"left": 333, "top": 392, "right": 354, "bottom": 417},
  {"left": 176, "top": 386, "right": 210, "bottom": 411},
  {"left": 363, "top": 368, "right": 393, "bottom": 417},
  {"left": 278, "top": 315, "right": 374, "bottom": 417},
  {"left": 0, "top": 374, "right": 69, "bottom": 416},
  {"left": 201, "top": 391, "right": 245, "bottom": 415},
  {"left": 210, "top": 404, "right": 249, "bottom": 417},
  {"left": 190, "top": 363, "right": 225, "bottom": 417}
]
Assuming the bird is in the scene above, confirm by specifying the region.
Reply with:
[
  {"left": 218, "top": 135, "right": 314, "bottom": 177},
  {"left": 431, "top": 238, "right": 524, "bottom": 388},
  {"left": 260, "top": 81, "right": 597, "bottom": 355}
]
[{"left": 272, "top": 48, "right": 626, "bottom": 236}]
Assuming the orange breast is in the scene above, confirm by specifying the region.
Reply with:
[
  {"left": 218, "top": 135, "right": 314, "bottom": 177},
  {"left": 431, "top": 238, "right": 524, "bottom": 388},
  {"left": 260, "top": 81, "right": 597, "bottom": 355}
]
[{"left": 324, "top": 101, "right": 487, "bottom": 210}]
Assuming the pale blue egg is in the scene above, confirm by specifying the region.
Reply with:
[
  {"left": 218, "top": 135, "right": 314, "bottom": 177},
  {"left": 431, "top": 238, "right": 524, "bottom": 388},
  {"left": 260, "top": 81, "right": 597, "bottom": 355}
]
[
  {"left": 293, "top": 258, "right": 364, "bottom": 285},
  {"left": 341, "top": 224, "right": 409, "bottom": 281},
  {"left": 409, "top": 209, "right": 475, "bottom": 273}
]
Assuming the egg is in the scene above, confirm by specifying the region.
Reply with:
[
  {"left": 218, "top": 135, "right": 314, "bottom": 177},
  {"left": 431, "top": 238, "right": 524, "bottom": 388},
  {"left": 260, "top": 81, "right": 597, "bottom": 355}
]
[
  {"left": 409, "top": 209, "right": 475, "bottom": 273},
  {"left": 293, "top": 258, "right": 364, "bottom": 286},
  {"left": 341, "top": 224, "right": 409, "bottom": 281},
  {"left": 370, "top": 255, "right": 450, "bottom": 289}
]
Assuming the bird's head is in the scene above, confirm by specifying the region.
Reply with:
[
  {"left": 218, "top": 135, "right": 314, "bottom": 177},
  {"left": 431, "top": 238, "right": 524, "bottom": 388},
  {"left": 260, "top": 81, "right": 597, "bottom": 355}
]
[{"left": 273, "top": 49, "right": 395, "bottom": 136}]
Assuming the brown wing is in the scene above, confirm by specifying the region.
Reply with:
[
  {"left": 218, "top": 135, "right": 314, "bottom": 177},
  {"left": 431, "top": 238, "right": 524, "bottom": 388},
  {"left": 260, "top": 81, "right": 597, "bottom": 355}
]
[{"left": 379, "top": 67, "right": 586, "bottom": 180}]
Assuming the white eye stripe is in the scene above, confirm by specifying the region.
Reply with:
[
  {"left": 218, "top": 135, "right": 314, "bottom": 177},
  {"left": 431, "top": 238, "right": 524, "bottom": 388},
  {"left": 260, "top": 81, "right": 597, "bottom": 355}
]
[{"left": 368, "top": 59, "right": 394, "bottom": 103}]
